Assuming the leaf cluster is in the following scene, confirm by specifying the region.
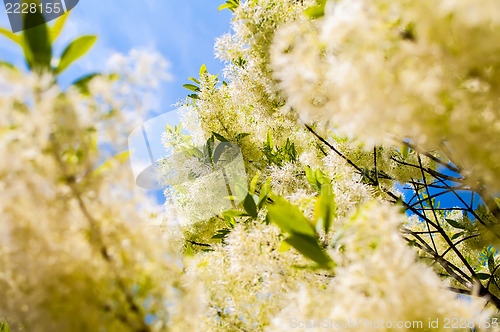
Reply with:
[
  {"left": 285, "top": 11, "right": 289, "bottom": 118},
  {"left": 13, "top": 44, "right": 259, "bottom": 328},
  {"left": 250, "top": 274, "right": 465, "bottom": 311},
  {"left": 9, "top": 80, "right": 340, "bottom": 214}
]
[{"left": 262, "top": 131, "right": 297, "bottom": 167}]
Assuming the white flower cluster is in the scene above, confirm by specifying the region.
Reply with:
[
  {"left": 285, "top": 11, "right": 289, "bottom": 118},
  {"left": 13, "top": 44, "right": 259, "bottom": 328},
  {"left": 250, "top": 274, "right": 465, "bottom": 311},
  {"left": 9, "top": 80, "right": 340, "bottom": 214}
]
[
  {"left": 181, "top": 0, "right": 317, "bottom": 171},
  {"left": 155, "top": 0, "right": 499, "bottom": 330},
  {"left": 0, "top": 64, "right": 185, "bottom": 331},
  {"left": 184, "top": 222, "right": 328, "bottom": 331},
  {"left": 268, "top": 202, "right": 491, "bottom": 331},
  {"left": 272, "top": 0, "right": 500, "bottom": 190}
]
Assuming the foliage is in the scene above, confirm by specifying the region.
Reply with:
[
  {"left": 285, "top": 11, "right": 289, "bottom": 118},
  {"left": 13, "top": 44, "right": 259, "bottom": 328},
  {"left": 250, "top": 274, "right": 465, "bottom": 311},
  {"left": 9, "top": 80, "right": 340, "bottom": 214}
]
[
  {"left": 218, "top": 0, "right": 240, "bottom": 12},
  {"left": 163, "top": 0, "right": 500, "bottom": 329},
  {"left": 262, "top": 131, "right": 297, "bottom": 167},
  {"left": 1, "top": 11, "right": 96, "bottom": 76},
  {"left": 2, "top": 0, "right": 500, "bottom": 331}
]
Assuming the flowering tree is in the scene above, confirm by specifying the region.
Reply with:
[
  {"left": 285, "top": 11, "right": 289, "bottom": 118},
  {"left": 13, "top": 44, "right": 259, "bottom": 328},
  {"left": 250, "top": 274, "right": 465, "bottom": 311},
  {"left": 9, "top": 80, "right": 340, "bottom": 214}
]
[
  {"left": 167, "top": 0, "right": 500, "bottom": 329},
  {"left": 1, "top": 0, "right": 500, "bottom": 331}
]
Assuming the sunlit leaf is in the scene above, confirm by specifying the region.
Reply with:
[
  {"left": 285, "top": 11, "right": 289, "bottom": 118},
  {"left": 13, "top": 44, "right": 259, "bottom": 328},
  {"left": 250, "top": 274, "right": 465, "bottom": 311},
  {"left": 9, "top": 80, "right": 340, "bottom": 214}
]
[
  {"left": 243, "top": 194, "right": 258, "bottom": 218},
  {"left": 183, "top": 84, "right": 201, "bottom": 93},
  {"left": 200, "top": 64, "right": 207, "bottom": 75},
  {"left": 0, "top": 27, "right": 22, "bottom": 46},
  {"left": 267, "top": 196, "right": 316, "bottom": 237},
  {"left": 258, "top": 178, "right": 271, "bottom": 209},
  {"left": 56, "top": 35, "right": 97, "bottom": 74},
  {"left": 50, "top": 12, "right": 69, "bottom": 42},
  {"left": 314, "top": 184, "right": 336, "bottom": 234},
  {"left": 445, "top": 218, "right": 465, "bottom": 230},
  {"left": 285, "top": 233, "right": 334, "bottom": 268}
]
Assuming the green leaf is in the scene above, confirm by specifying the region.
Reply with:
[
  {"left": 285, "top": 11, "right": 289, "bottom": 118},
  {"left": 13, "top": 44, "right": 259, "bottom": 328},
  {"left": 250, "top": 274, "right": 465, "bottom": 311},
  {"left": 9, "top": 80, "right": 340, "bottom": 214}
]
[
  {"left": 218, "top": 0, "right": 239, "bottom": 12},
  {"left": 22, "top": 0, "right": 49, "bottom": 28},
  {"left": 402, "top": 144, "right": 410, "bottom": 159},
  {"left": 181, "top": 146, "right": 202, "bottom": 159},
  {"left": 212, "top": 142, "right": 231, "bottom": 164},
  {"left": 279, "top": 240, "right": 291, "bottom": 252},
  {"left": 451, "top": 232, "right": 465, "bottom": 241},
  {"left": 305, "top": 165, "right": 323, "bottom": 192},
  {"left": 314, "top": 184, "right": 336, "bottom": 234},
  {"left": 267, "top": 196, "right": 316, "bottom": 237},
  {"left": 315, "top": 168, "right": 327, "bottom": 185},
  {"left": 188, "top": 77, "right": 200, "bottom": 84},
  {"left": 445, "top": 218, "right": 466, "bottom": 230},
  {"left": 489, "top": 255, "right": 495, "bottom": 274},
  {"left": 183, "top": 84, "right": 201, "bottom": 93},
  {"left": 305, "top": 165, "right": 315, "bottom": 184},
  {"left": 223, "top": 215, "right": 236, "bottom": 229},
  {"left": 236, "top": 133, "right": 250, "bottom": 141},
  {"left": 0, "top": 321, "right": 11, "bottom": 332},
  {"left": 304, "top": 0, "right": 326, "bottom": 19},
  {"left": 304, "top": 6, "right": 324, "bottom": 18},
  {"left": 0, "top": 27, "right": 22, "bottom": 46},
  {"left": 285, "top": 233, "right": 334, "bottom": 268},
  {"left": 0, "top": 61, "right": 15, "bottom": 69},
  {"left": 232, "top": 174, "right": 248, "bottom": 202},
  {"left": 56, "top": 35, "right": 97, "bottom": 74},
  {"left": 200, "top": 64, "right": 207, "bottom": 75},
  {"left": 206, "top": 135, "right": 215, "bottom": 161},
  {"left": 211, "top": 229, "right": 231, "bottom": 241},
  {"left": 184, "top": 242, "right": 194, "bottom": 257},
  {"left": 50, "top": 12, "right": 69, "bottom": 42},
  {"left": 477, "top": 273, "right": 490, "bottom": 280},
  {"left": 218, "top": 3, "right": 232, "bottom": 11},
  {"left": 249, "top": 172, "right": 260, "bottom": 195},
  {"left": 223, "top": 209, "right": 248, "bottom": 218},
  {"left": 243, "top": 194, "right": 258, "bottom": 219},
  {"left": 212, "top": 132, "right": 229, "bottom": 142},
  {"left": 258, "top": 178, "right": 271, "bottom": 209},
  {"left": 266, "top": 131, "right": 274, "bottom": 150},
  {"left": 72, "top": 73, "right": 100, "bottom": 95},
  {"left": 22, "top": 8, "right": 52, "bottom": 71}
]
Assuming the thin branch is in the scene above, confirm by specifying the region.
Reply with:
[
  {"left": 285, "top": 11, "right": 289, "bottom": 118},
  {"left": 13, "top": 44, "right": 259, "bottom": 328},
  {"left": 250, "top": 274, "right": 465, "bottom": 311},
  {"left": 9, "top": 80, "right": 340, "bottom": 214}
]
[
  {"left": 413, "top": 208, "right": 469, "bottom": 212},
  {"left": 386, "top": 189, "right": 478, "bottom": 281},
  {"left": 448, "top": 287, "right": 474, "bottom": 295},
  {"left": 407, "top": 180, "right": 469, "bottom": 191},
  {"left": 487, "top": 264, "right": 500, "bottom": 291},
  {"left": 474, "top": 185, "right": 500, "bottom": 223},
  {"left": 411, "top": 178, "right": 438, "bottom": 255},
  {"left": 188, "top": 240, "right": 212, "bottom": 248},
  {"left": 402, "top": 230, "right": 441, "bottom": 235},
  {"left": 391, "top": 157, "right": 465, "bottom": 182},
  {"left": 440, "top": 235, "right": 480, "bottom": 258},
  {"left": 402, "top": 234, "right": 472, "bottom": 287},
  {"left": 410, "top": 188, "right": 466, "bottom": 208},
  {"left": 403, "top": 141, "right": 461, "bottom": 174},
  {"left": 373, "top": 146, "right": 379, "bottom": 186},
  {"left": 302, "top": 124, "right": 500, "bottom": 308},
  {"left": 430, "top": 176, "right": 487, "bottom": 227},
  {"left": 302, "top": 122, "right": 375, "bottom": 184}
]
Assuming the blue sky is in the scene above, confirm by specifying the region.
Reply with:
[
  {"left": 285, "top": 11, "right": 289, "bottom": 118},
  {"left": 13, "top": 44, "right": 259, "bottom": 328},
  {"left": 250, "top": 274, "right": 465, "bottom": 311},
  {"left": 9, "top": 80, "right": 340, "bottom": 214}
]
[
  {"left": 0, "top": 0, "right": 232, "bottom": 117},
  {"left": 0, "top": 1, "right": 234, "bottom": 203}
]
